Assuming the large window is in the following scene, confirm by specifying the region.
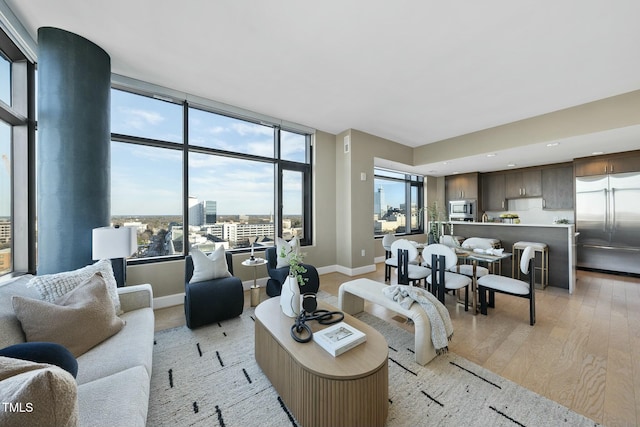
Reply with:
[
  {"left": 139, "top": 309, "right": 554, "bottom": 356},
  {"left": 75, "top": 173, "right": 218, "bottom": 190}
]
[
  {"left": 111, "top": 88, "right": 312, "bottom": 259},
  {"left": 111, "top": 141, "right": 183, "bottom": 258},
  {"left": 0, "top": 30, "right": 34, "bottom": 277},
  {"left": 374, "top": 168, "right": 424, "bottom": 236},
  {"left": 188, "top": 152, "right": 275, "bottom": 251}
]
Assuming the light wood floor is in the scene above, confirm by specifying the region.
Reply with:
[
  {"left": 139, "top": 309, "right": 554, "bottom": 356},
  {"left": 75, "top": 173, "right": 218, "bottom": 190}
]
[{"left": 154, "top": 265, "right": 640, "bottom": 426}]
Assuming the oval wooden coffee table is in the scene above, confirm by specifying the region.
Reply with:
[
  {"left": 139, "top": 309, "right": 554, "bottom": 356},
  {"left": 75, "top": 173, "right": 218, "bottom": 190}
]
[{"left": 255, "top": 297, "right": 388, "bottom": 427}]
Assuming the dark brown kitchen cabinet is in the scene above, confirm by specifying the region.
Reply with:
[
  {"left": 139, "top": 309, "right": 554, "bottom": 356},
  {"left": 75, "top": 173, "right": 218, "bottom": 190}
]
[
  {"left": 575, "top": 151, "right": 640, "bottom": 176},
  {"left": 541, "top": 165, "right": 573, "bottom": 209},
  {"left": 505, "top": 169, "right": 541, "bottom": 198},
  {"left": 446, "top": 172, "right": 478, "bottom": 202},
  {"left": 481, "top": 173, "right": 506, "bottom": 211}
]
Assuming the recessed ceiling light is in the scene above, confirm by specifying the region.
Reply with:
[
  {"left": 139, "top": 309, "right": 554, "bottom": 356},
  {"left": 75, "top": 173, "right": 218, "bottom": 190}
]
[
  {"left": 507, "top": 163, "right": 517, "bottom": 167},
  {"left": 452, "top": 171, "right": 460, "bottom": 175},
  {"left": 592, "top": 151, "right": 604, "bottom": 155},
  {"left": 486, "top": 153, "right": 496, "bottom": 157},
  {"left": 546, "top": 142, "right": 559, "bottom": 147},
  {"left": 442, "top": 161, "right": 450, "bottom": 165}
]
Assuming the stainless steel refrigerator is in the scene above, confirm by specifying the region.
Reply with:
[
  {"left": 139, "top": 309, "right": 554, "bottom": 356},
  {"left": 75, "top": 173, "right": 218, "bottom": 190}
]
[{"left": 575, "top": 171, "right": 640, "bottom": 274}]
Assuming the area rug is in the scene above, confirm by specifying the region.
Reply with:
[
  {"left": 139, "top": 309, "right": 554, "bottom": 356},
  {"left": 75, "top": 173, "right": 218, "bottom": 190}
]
[{"left": 148, "top": 302, "right": 599, "bottom": 427}]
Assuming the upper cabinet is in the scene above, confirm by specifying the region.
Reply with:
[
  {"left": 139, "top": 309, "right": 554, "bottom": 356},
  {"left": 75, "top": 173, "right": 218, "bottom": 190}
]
[
  {"left": 541, "top": 165, "right": 573, "bottom": 210},
  {"left": 575, "top": 151, "right": 640, "bottom": 176},
  {"left": 481, "top": 163, "right": 572, "bottom": 211},
  {"left": 482, "top": 173, "right": 506, "bottom": 211},
  {"left": 505, "top": 169, "right": 541, "bottom": 198},
  {"left": 445, "top": 172, "right": 478, "bottom": 201}
]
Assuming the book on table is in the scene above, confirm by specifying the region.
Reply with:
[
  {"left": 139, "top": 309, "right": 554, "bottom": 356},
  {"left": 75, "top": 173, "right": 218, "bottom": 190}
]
[{"left": 313, "top": 322, "right": 366, "bottom": 356}]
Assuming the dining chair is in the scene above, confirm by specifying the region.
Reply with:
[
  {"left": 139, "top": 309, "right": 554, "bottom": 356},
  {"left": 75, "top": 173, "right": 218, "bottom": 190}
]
[
  {"left": 477, "top": 246, "right": 536, "bottom": 325},
  {"left": 422, "top": 244, "right": 472, "bottom": 311},
  {"left": 392, "top": 240, "right": 430, "bottom": 287},
  {"left": 382, "top": 233, "right": 397, "bottom": 280},
  {"left": 385, "top": 238, "right": 419, "bottom": 281}
]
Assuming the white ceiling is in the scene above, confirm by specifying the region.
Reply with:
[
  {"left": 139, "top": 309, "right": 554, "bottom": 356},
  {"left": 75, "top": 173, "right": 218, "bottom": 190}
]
[{"left": 5, "top": 0, "right": 640, "bottom": 176}]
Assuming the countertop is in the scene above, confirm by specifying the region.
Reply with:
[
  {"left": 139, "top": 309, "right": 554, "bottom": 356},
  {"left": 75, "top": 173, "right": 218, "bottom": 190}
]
[{"left": 449, "top": 221, "right": 574, "bottom": 228}]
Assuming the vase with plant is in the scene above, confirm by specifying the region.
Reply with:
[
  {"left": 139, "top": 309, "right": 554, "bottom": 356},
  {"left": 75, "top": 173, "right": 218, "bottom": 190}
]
[
  {"left": 426, "top": 202, "right": 446, "bottom": 244},
  {"left": 279, "top": 247, "right": 308, "bottom": 317}
]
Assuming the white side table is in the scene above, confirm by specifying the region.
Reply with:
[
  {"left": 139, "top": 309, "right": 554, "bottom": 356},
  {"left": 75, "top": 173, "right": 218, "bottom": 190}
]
[{"left": 242, "top": 258, "right": 268, "bottom": 307}]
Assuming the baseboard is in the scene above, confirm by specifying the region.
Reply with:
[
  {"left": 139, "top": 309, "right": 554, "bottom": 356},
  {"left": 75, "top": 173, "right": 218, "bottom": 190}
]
[
  {"left": 374, "top": 256, "right": 386, "bottom": 264},
  {"left": 316, "top": 265, "right": 337, "bottom": 275},
  {"left": 153, "top": 292, "right": 185, "bottom": 310},
  {"left": 153, "top": 264, "right": 376, "bottom": 308},
  {"left": 334, "top": 264, "right": 377, "bottom": 277}
]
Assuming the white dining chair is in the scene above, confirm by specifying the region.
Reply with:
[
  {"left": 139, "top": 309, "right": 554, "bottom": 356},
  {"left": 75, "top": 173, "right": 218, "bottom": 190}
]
[
  {"left": 477, "top": 246, "right": 536, "bottom": 325},
  {"left": 392, "top": 239, "right": 430, "bottom": 287},
  {"left": 423, "top": 244, "right": 472, "bottom": 311},
  {"left": 382, "top": 233, "right": 397, "bottom": 280}
]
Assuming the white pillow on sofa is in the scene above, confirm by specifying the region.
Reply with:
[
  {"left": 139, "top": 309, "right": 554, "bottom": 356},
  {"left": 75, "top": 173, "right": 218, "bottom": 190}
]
[
  {"left": 26, "top": 259, "right": 122, "bottom": 315},
  {"left": 276, "top": 236, "right": 298, "bottom": 268},
  {"left": 190, "top": 247, "right": 232, "bottom": 283}
]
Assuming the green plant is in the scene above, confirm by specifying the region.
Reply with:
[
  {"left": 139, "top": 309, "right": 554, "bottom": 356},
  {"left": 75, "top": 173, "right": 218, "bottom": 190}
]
[
  {"left": 426, "top": 202, "right": 446, "bottom": 242},
  {"left": 280, "top": 247, "right": 308, "bottom": 287}
]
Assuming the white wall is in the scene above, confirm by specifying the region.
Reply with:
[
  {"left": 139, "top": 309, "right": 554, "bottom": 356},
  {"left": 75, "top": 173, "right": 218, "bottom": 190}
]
[{"left": 486, "top": 197, "right": 573, "bottom": 225}]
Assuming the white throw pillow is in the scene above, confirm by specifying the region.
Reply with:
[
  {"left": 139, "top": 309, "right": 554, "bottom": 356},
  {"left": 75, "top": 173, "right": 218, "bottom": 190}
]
[
  {"left": 190, "top": 246, "right": 232, "bottom": 283},
  {"left": 276, "top": 236, "right": 298, "bottom": 268},
  {"left": 26, "top": 259, "right": 122, "bottom": 315}
]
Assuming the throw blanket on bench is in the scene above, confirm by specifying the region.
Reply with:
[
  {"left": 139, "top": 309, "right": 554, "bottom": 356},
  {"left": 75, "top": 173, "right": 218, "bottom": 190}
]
[{"left": 382, "top": 285, "right": 454, "bottom": 354}]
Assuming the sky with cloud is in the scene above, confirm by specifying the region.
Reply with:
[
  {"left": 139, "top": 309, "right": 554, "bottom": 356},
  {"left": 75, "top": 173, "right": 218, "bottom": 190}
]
[{"left": 110, "top": 89, "right": 305, "bottom": 216}]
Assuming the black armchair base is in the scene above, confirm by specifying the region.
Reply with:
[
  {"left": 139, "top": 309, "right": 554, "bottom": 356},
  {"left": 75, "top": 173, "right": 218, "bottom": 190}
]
[
  {"left": 265, "top": 247, "right": 320, "bottom": 297},
  {"left": 184, "top": 276, "right": 244, "bottom": 329},
  {"left": 184, "top": 253, "right": 244, "bottom": 329}
]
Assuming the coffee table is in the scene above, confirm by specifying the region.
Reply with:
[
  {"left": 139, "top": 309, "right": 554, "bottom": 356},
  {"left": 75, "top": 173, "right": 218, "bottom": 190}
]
[{"left": 255, "top": 297, "right": 388, "bottom": 427}]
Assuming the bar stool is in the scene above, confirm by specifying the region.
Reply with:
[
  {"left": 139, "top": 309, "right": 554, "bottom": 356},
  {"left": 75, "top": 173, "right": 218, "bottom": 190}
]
[{"left": 512, "top": 241, "right": 548, "bottom": 289}]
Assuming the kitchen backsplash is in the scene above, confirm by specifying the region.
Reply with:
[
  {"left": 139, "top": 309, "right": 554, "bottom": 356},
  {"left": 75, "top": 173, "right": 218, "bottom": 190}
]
[{"left": 485, "top": 197, "right": 574, "bottom": 224}]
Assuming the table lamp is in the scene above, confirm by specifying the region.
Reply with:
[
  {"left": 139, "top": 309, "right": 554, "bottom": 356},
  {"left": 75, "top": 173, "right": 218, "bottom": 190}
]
[{"left": 92, "top": 225, "right": 137, "bottom": 287}]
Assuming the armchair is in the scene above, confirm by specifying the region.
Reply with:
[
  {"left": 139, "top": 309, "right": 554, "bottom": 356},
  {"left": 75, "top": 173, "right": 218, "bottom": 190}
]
[
  {"left": 265, "top": 246, "right": 320, "bottom": 297},
  {"left": 184, "top": 251, "right": 244, "bottom": 329}
]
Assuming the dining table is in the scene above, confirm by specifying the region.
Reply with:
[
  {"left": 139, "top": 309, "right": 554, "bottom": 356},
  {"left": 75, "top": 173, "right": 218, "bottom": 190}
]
[{"left": 453, "top": 248, "right": 512, "bottom": 314}]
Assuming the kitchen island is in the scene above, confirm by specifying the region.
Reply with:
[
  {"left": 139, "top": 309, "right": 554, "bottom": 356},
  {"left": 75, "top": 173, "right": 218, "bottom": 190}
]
[{"left": 448, "top": 222, "right": 576, "bottom": 293}]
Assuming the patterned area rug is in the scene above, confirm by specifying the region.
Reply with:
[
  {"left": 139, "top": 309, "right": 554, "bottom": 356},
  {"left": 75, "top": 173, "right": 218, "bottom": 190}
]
[{"left": 148, "top": 301, "right": 599, "bottom": 427}]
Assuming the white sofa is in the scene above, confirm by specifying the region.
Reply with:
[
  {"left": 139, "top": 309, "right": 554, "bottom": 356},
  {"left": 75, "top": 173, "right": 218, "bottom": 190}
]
[{"left": 0, "top": 275, "right": 155, "bottom": 427}]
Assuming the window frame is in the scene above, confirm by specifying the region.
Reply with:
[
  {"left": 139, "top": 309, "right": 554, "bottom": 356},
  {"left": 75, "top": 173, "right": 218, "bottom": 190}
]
[
  {"left": 373, "top": 167, "right": 424, "bottom": 237},
  {"left": 0, "top": 27, "right": 36, "bottom": 277},
  {"left": 110, "top": 86, "right": 313, "bottom": 262}
]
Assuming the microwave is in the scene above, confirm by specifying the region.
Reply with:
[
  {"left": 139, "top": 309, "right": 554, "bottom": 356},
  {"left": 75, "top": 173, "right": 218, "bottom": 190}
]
[{"left": 449, "top": 199, "right": 477, "bottom": 221}]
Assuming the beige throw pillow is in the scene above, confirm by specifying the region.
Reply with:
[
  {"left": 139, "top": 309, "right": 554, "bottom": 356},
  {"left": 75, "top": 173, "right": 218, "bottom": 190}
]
[
  {"left": 26, "top": 259, "right": 122, "bottom": 315},
  {"left": 12, "top": 273, "right": 125, "bottom": 357},
  {"left": 0, "top": 356, "right": 78, "bottom": 427}
]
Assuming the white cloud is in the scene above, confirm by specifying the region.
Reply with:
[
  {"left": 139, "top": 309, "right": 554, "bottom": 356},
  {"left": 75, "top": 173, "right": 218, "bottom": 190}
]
[{"left": 120, "top": 107, "right": 165, "bottom": 130}]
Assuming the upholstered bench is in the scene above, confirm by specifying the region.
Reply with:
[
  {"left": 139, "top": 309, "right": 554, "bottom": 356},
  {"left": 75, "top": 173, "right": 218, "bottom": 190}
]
[{"left": 338, "top": 278, "right": 436, "bottom": 365}]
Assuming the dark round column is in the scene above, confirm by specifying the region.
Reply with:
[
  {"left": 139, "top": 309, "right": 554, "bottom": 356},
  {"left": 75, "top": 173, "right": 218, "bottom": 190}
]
[{"left": 37, "top": 27, "right": 111, "bottom": 274}]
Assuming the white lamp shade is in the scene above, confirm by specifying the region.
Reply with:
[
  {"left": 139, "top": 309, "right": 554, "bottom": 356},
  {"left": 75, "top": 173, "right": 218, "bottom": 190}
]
[{"left": 92, "top": 226, "right": 137, "bottom": 260}]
